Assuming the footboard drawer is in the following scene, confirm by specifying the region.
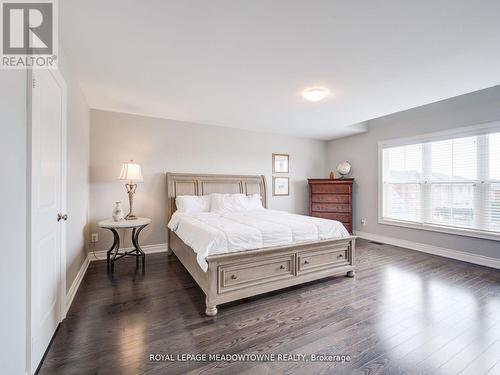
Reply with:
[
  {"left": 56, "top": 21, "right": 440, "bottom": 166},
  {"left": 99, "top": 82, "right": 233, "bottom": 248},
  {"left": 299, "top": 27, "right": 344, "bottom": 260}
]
[
  {"left": 218, "top": 254, "right": 295, "bottom": 293},
  {"left": 297, "top": 244, "right": 351, "bottom": 275}
]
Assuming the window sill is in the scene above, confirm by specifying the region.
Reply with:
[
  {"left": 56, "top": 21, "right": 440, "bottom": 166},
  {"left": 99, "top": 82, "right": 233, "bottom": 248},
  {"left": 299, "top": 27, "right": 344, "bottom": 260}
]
[{"left": 378, "top": 218, "right": 500, "bottom": 242}]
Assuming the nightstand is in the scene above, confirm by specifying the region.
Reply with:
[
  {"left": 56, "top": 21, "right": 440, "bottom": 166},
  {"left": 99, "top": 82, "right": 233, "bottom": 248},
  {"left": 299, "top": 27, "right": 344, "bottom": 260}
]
[{"left": 98, "top": 217, "right": 151, "bottom": 270}]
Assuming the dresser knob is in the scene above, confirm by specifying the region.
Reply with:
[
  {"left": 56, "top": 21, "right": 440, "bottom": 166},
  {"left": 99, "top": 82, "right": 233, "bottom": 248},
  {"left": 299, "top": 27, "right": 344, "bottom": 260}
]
[
  {"left": 280, "top": 265, "right": 285, "bottom": 270},
  {"left": 304, "top": 260, "right": 309, "bottom": 265},
  {"left": 231, "top": 274, "right": 237, "bottom": 280},
  {"left": 338, "top": 254, "right": 344, "bottom": 259}
]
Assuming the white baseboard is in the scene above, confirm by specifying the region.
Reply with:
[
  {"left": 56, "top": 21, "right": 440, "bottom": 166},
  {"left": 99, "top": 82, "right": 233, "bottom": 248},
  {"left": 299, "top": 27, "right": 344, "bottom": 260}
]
[
  {"left": 64, "top": 253, "right": 90, "bottom": 317},
  {"left": 88, "top": 243, "right": 169, "bottom": 261},
  {"left": 354, "top": 230, "right": 500, "bottom": 270}
]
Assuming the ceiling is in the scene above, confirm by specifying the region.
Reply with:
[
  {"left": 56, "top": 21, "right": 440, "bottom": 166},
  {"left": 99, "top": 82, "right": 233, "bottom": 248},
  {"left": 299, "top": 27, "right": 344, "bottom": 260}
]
[{"left": 60, "top": 0, "right": 500, "bottom": 140}]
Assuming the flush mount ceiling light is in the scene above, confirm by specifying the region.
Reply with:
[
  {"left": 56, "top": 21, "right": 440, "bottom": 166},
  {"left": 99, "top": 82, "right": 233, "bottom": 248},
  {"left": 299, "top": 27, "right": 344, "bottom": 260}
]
[{"left": 302, "top": 87, "right": 329, "bottom": 102}]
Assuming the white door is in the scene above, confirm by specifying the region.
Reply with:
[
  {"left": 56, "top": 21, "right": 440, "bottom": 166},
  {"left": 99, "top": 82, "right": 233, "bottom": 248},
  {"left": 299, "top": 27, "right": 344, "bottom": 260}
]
[{"left": 30, "top": 69, "right": 67, "bottom": 373}]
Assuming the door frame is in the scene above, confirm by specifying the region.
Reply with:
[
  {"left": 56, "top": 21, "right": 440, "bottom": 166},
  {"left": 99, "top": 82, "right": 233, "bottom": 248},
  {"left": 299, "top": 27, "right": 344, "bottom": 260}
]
[{"left": 27, "top": 67, "right": 67, "bottom": 374}]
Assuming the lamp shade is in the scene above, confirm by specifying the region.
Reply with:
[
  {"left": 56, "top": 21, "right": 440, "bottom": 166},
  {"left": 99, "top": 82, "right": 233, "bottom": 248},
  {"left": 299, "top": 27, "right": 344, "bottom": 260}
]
[{"left": 119, "top": 161, "right": 143, "bottom": 182}]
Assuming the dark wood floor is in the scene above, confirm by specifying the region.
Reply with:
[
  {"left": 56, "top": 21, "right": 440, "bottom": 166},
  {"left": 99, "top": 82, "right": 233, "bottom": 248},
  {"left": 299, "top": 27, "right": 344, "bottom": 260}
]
[{"left": 39, "top": 239, "right": 500, "bottom": 375}]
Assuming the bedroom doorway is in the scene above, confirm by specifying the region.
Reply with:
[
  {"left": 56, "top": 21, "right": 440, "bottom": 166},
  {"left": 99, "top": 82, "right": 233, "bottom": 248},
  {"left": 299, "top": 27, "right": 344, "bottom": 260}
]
[{"left": 29, "top": 68, "right": 67, "bottom": 374}]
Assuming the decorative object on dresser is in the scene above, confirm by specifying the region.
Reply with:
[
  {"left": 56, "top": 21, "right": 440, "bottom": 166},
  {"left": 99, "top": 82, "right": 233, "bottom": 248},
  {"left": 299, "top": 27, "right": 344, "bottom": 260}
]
[
  {"left": 336, "top": 161, "right": 352, "bottom": 178},
  {"left": 119, "top": 160, "right": 143, "bottom": 220},
  {"left": 112, "top": 201, "right": 124, "bottom": 221},
  {"left": 98, "top": 217, "right": 151, "bottom": 270},
  {"left": 272, "top": 153, "right": 289, "bottom": 173},
  {"left": 308, "top": 178, "right": 354, "bottom": 234}
]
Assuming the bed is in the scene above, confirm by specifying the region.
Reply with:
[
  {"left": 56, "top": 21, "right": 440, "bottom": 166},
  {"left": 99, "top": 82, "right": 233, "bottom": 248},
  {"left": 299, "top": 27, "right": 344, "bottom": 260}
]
[{"left": 166, "top": 173, "right": 356, "bottom": 316}]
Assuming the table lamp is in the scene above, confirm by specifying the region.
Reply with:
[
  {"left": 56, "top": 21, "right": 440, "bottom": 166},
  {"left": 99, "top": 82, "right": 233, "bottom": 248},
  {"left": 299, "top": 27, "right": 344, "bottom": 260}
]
[{"left": 119, "top": 160, "right": 143, "bottom": 220}]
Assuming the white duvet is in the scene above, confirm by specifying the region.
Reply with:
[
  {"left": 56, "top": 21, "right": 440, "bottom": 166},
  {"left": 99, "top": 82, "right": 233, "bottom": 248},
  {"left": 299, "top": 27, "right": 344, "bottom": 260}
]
[{"left": 168, "top": 209, "right": 350, "bottom": 271}]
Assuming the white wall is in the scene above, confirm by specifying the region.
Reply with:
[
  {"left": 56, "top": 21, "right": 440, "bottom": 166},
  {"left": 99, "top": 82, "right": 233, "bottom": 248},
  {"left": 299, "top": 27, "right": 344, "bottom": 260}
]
[
  {"left": 327, "top": 85, "right": 500, "bottom": 259},
  {"left": 0, "top": 70, "right": 27, "bottom": 375},
  {"left": 58, "top": 49, "right": 91, "bottom": 292},
  {"left": 90, "top": 110, "right": 327, "bottom": 251}
]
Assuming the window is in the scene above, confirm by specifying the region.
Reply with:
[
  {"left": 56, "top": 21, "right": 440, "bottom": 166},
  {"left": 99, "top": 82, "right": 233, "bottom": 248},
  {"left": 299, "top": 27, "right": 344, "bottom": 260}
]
[{"left": 379, "top": 123, "right": 500, "bottom": 240}]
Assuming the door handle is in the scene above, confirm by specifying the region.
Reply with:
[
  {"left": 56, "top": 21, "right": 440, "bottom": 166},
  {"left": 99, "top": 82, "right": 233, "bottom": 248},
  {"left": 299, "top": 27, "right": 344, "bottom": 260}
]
[{"left": 57, "top": 213, "right": 68, "bottom": 222}]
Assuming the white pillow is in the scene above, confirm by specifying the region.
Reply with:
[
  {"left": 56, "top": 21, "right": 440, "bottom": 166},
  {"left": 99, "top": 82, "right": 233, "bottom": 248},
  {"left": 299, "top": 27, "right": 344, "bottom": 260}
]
[
  {"left": 241, "top": 193, "right": 264, "bottom": 211},
  {"left": 210, "top": 193, "right": 263, "bottom": 213},
  {"left": 175, "top": 195, "right": 210, "bottom": 213},
  {"left": 209, "top": 193, "right": 244, "bottom": 213}
]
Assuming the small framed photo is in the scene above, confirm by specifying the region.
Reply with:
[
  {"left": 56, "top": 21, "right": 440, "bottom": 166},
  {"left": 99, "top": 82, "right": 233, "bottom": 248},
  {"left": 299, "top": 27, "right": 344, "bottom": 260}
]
[
  {"left": 272, "top": 153, "right": 289, "bottom": 173},
  {"left": 273, "top": 177, "right": 289, "bottom": 196}
]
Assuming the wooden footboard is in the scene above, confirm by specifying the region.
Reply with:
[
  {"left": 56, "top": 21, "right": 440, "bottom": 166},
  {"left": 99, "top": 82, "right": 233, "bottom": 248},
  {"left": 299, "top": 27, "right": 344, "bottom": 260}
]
[{"left": 169, "top": 230, "right": 356, "bottom": 316}]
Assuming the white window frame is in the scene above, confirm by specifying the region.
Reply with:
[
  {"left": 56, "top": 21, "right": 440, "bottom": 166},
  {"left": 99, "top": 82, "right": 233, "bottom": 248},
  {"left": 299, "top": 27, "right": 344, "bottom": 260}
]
[{"left": 378, "top": 120, "right": 500, "bottom": 241}]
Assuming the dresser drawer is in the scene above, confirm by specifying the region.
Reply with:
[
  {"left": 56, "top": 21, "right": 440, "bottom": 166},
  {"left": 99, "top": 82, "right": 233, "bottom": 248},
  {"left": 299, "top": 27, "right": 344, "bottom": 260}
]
[
  {"left": 310, "top": 184, "right": 351, "bottom": 194},
  {"left": 311, "top": 194, "right": 350, "bottom": 204},
  {"left": 297, "top": 245, "right": 350, "bottom": 275},
  {"left": 218, "top": 255, "right": 295, "bottom": 293},
  {"left": 311, "top": 203, "right": 351, "bottom": 213},
  {"left": 311, "top": 212, "right": 351, "bottom": 222}
]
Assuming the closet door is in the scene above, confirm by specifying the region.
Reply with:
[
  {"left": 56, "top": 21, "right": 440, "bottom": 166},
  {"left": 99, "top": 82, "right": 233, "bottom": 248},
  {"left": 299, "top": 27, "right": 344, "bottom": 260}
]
[{"left": 30, "top": 69, "right": 66, "bottom": 373}]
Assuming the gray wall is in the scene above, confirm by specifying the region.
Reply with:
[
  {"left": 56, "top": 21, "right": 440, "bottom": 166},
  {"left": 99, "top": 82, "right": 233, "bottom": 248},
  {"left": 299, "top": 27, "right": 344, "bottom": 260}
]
[
  {"left": 327, "top": 85, "right": 500, "bottom": 259},
  {"left": 0, "top": 71, "right": 27, "bottom": 374},
  {"left": 90, "top": 110, "right": 327, "bottom": 251},
  {"left": 59, "top": 49, "right": 91, "bottom": 292}
]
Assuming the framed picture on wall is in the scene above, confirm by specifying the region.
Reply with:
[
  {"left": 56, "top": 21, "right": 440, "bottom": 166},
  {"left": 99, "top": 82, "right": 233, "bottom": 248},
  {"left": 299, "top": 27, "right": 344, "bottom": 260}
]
[
  {"left": 273, "top": 177, "right": 289, "bottom": 196},
  {"left": 272, "top": 153, "right": 289, "bottom": 173}
]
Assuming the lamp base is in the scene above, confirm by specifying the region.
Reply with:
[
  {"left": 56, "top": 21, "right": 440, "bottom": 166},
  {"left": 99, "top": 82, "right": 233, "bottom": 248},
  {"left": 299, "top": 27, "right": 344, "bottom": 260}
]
[{"left": 125, "top": 183, "right": 138, "bottom": 220}]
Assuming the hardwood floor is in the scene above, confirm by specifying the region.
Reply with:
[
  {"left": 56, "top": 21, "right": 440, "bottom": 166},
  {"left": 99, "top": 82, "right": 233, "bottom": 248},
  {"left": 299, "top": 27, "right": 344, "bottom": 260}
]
[{"left": 39, "top": 239, "right": 500, "bottom": 375}]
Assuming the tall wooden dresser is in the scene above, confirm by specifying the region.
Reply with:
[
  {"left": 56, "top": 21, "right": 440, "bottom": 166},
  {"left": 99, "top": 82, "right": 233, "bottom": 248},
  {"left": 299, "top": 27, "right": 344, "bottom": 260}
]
[{"left": 308, "top": 178, "right": 354, "bottom": 234}]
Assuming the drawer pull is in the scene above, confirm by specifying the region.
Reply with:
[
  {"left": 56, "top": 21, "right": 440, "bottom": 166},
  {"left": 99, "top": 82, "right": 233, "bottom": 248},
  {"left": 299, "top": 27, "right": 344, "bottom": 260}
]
[
  {"left": 279, "top": 265, "right": 285, "bottom": 270},
  {"left": 304, "top": 260, "right": 309, "bottom": 265},
  {"left": 231, "top": 274, "right": 238, "bottom": 280},
  {"left": 338, "top": 254, "right": 344, "bottom": 259}
]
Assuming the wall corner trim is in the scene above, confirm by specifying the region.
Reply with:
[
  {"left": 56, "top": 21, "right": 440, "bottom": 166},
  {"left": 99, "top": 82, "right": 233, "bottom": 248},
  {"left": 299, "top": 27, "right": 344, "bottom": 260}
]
[
  {"left": 64, "top": 254, "right": 90, "bottom": 317},
  {"left": 354, "top": 230, "right": 500, "bottom": 270}
]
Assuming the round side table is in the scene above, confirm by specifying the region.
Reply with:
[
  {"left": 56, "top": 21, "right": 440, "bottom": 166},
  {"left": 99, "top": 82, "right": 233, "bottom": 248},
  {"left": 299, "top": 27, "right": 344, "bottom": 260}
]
[{"left": 98, "top": 217, "right": 151, "bottom": 270}]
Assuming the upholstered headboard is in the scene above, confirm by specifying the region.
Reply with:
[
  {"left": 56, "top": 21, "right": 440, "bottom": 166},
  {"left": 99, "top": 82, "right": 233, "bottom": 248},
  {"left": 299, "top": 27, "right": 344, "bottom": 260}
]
[{"left": 166, "top": 173, "right": 267, "bottom": 222}]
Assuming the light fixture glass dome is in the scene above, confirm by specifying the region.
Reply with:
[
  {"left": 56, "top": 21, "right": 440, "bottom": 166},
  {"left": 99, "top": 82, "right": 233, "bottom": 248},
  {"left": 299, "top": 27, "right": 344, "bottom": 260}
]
[{"left": 302, "top": 87, "right": 329, "bottom": 102}]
